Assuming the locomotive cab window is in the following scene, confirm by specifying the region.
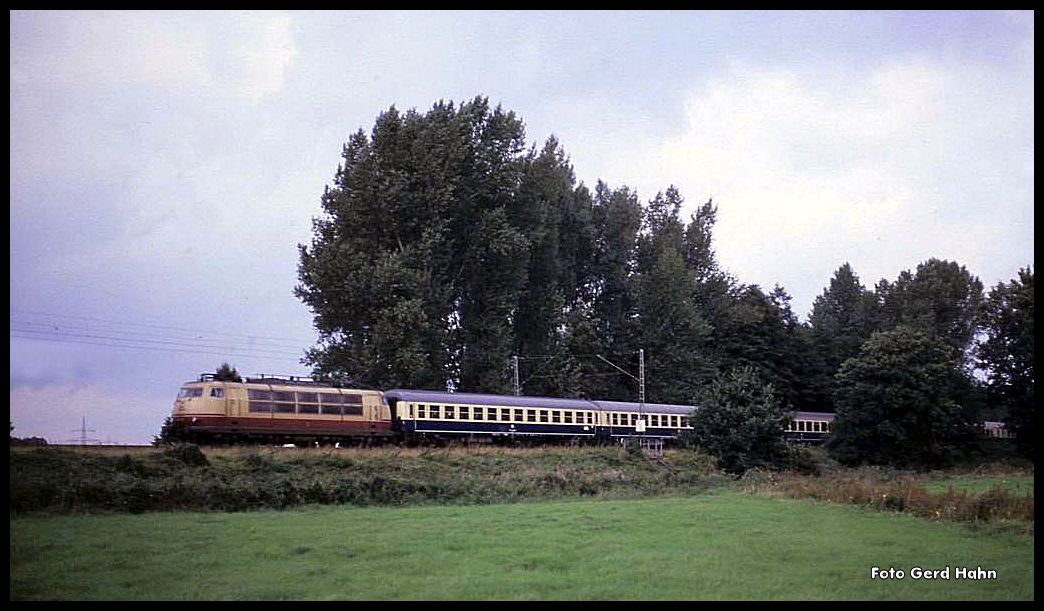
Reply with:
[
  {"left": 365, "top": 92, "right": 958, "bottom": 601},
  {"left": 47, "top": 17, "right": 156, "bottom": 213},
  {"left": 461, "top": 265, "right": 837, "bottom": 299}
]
[
  {"left": 341, "top": 394, "right": 364, "bottom": 416},
  {"left": 178, "top": 387, "right": 204, "bottom": 399},
  {"left": 209, "top": 388, "right": 224, "bottom": 398}
]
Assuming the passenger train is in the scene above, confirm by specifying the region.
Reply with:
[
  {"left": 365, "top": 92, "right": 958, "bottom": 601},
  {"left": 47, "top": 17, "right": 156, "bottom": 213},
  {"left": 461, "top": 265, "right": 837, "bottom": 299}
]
[{"left": 171, "top": 373, "right": 837, "bottom": 445}]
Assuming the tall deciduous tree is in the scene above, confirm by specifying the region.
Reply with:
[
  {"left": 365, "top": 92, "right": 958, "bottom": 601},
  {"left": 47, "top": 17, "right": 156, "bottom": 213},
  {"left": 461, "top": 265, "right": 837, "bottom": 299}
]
[
  {"left": 586, "top": 182, "right": 643, "bottom": 400},
  {"left": 710, "top": 284, "right": 806, "bottom": 409},
  {"left": 508, "top": 137, "right": 577, "bottom": 396},
  {"left": 977, "top": 267, "right": 1034, "bottom": 458},
  {"left": 808, "top": 263, "right": 878, "bottom": 410},
  {"left": 828, "top": 327, "right": 980, "bottom": 467},
  {"left": 633, "top": 187, "right": 715, "bottom": 404},
  {"left": 456, "top": 207, "right": 530, "bottom": 392},
  {"left": 875, "top": 258, "right": 984, "bottom": 366},
  {"left": 296, "top": 97, "right": 529, "bottom": 391}
]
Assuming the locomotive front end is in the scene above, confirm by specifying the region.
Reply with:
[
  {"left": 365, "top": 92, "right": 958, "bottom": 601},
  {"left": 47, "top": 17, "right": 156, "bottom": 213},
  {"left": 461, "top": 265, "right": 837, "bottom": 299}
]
[{"left": 172, "top": 378, "right": 231, "bottom": 441}]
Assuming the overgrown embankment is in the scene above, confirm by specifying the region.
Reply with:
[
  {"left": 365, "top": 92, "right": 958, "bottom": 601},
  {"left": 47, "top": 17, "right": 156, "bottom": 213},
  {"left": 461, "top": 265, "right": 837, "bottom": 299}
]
[
  {"left": 9, "top": 444, "right": 727, "bottom": 515},
  {"left": 742, "top": 467, "right": 1034, "bottom": 530}
]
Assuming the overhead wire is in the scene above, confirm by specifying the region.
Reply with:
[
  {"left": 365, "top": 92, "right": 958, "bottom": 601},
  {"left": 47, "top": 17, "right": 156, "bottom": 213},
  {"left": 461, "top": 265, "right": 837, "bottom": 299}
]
[
  {"left": 10, "top": 310, "right": 310, "bottom": 363},
  {"left": 10, "top": 323, "right": 305, "bottom": 357},
  {"left": 9, "top": 308, "right": 307, "bottom": 346},
  {"left": 10, "top": 331, "right": 307, "bottom": 362}
]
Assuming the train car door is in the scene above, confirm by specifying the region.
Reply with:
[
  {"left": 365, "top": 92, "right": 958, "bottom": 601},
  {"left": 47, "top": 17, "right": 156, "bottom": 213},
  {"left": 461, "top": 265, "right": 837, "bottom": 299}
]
[{"left": 228, "top": 393, "right": 243, "bottom": 417}]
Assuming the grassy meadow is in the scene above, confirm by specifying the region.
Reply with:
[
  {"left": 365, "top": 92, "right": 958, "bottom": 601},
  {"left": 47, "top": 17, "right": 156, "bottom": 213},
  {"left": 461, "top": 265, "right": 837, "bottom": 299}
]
[
  {"left": 9, "top": 445, "right": 1034, "bottom": 600},
  {"left": 11, "top": 493, "right": 1033, "bottom": 600}
]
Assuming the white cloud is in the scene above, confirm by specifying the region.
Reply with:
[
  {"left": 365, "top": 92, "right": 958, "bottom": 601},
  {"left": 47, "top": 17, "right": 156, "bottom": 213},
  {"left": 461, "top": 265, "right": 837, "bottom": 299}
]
[
  {"left": 202, "top": 11, "right": 297, "bottom": 104},
  {"left": 10, "top": 11, "right": 295, "bottom": 103},
  {"left": 610, "top": 58, "right": 1032, "bottom": 318}
]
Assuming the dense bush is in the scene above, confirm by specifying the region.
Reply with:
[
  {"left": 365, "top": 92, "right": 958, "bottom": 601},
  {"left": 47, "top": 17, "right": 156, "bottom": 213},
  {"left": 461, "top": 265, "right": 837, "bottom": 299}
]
[
  {"left": 689, "top": 367, "right": 792, "bottom": 475},
  {"left": 828, "top": 327, "right": 981, "bottom": 468},
  {"left": 162, "top": 443, "right": 209, "bottom": 467},
  {"left": 9, "top": 446, "right": 727, "bottom": 515}
]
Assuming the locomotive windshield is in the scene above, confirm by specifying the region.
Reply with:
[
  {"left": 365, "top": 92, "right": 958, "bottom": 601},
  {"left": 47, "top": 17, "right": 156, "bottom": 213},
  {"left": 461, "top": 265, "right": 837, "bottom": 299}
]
[{"left": 177, "top": 387, "right": 203, "bottom": 399}]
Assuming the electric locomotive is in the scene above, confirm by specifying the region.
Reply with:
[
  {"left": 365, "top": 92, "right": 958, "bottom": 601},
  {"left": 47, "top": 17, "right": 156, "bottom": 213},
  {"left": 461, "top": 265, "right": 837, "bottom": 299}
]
[{"left": 171, "top": 374, "right": 392, "bottom": 444}]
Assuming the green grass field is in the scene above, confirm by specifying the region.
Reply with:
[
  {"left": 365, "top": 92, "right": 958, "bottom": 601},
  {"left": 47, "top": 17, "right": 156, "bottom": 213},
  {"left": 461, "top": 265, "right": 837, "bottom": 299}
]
[{"left": 10, "top": 492, "right": 1033, "bottom": 600}]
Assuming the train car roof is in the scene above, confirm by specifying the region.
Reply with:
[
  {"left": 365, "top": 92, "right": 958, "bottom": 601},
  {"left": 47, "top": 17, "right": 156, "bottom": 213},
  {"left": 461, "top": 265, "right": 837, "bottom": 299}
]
[
  {"left": 181, "top": 379, "right": 379, "bottom": 393},
  {"left": 590, "top": 400, "right": 696, "bottom": 415},
  {"left": 385, "top": 389, "right": 597, "bottom": 410},
  {"left": 386, "top": 389, "right": 699, "bottom": 414},
  {"left": 793, "top": 411, "right": 835, "bottom": 420}
]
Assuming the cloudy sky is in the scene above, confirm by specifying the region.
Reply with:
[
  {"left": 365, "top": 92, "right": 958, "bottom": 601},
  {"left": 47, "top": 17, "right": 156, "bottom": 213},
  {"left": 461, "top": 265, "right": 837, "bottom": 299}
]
[{"left": 10, "top": 10, "right": 1034, "bottom": 444}]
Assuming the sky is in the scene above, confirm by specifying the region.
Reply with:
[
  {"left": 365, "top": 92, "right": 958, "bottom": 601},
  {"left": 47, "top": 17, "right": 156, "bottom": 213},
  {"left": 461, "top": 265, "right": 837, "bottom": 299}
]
[{"left": 9, "top": 10, "right": 1034, "bottom": 444}]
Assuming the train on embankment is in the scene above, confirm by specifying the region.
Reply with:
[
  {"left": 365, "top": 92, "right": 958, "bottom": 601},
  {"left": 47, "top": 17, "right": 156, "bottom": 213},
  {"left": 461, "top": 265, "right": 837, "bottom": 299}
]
[{"left": 171, "top": 373, "right": 837, "bottom": 446}]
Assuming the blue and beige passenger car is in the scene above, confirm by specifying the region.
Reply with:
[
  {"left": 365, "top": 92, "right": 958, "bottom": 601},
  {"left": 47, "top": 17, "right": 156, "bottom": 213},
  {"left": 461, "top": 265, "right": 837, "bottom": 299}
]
[
  {"left": 785, "top": 411, "right": 835, "bottom": 442},
  {"left": 384, "top": 389, "right": 695, "bottom": 442}
]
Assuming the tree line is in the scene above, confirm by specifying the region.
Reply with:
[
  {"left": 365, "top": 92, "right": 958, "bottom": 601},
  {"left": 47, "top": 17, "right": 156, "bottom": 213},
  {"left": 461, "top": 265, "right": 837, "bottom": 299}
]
[{"left": 295, "top": 97, "right": 1033, "bottom": 466}]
